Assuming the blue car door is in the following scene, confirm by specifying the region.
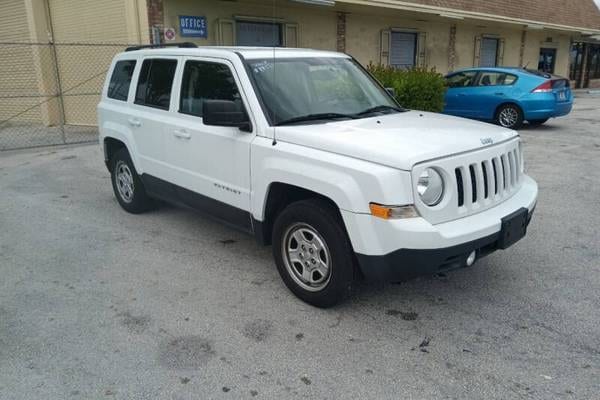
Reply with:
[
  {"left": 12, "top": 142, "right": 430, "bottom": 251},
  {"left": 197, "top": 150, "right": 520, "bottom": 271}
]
[
  {"left": 444, "top": 71, "right": 479, "bottom": 118},
  {"left": 468, "top": 71, "right": 519, "bottom": 120}
]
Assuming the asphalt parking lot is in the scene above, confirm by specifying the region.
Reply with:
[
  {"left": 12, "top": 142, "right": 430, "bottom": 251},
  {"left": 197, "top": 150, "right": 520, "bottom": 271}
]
[{"left": 1, "top": 97, "right": 599, "bottom": 400}]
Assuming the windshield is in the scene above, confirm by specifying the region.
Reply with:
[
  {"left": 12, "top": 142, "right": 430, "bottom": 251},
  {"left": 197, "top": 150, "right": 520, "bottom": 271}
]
[{"left": 246, "top": 57, "right": 401, "bottom": 125}]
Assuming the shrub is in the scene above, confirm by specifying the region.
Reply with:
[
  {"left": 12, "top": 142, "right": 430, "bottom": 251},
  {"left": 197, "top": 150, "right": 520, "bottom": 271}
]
[{"left": 367, "top": 63, "right": 447, "bottom": 113}]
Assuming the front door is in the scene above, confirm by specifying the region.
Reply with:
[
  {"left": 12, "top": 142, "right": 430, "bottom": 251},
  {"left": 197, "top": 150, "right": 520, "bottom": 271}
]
[
  {"left": 444, "top": 71, "right": 479, "bottom": 118},
  {"left": 162, "top": 57, "right": 254, "bottom": 225}
]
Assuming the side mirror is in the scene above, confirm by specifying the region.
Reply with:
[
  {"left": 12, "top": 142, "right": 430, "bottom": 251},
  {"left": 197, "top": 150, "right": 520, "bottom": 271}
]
[
  {"left": 202, "top": 100, "right": 252, "bottom": 132},
  {"left": 385, "top": 87, "right": 395, "bottom": 97}
]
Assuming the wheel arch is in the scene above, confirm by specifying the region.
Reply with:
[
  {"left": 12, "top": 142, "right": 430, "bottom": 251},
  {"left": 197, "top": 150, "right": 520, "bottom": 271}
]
[
  {"left": 254, "top": 182, "right": 344, "bottom": 246},
  {"left": 494, "top": 101, "right": 524, "bottom": 119},
  {"left": 101, "top": 132, "right": 141, "bottom": 173}
]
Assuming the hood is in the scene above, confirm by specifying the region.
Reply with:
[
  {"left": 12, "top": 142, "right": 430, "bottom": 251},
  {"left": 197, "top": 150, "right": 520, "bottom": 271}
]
[{"left": 274, "top": 111, "right": 518, "bottom": 170}]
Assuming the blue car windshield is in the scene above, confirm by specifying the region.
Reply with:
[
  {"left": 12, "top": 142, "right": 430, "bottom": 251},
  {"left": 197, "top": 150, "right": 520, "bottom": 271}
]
[{"left": 246, "top": 57, "right": 401, "bottom": 125}]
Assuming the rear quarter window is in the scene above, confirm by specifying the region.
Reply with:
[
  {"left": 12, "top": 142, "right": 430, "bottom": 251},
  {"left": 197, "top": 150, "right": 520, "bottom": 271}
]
[{"left": 107, "top": 60, "right": 136, "bottom": 101}]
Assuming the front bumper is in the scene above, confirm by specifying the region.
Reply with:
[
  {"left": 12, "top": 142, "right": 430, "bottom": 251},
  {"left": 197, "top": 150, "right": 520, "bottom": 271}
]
[
  {"left": 355, "top": 207, "right": 534, "bottom": 282},
  {"left": 342, "top": 175, "right": 538, "bottom": 282}
]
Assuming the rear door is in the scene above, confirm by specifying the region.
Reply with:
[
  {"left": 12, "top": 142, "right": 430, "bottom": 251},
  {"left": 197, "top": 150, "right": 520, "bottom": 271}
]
[
  {"left": 469, "top": 71, "right": 518, "bottom": 119},
  {"left": 444, "top": 71, "right": 479, "bottom": 117},
  {"left": 130, "top": 57, "right": 179, "bottom": 177}
]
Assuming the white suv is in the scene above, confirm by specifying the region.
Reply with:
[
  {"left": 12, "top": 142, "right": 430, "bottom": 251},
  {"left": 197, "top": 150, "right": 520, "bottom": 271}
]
[{"left": 98, "top": 44, "right": 538, "bottom": 307}]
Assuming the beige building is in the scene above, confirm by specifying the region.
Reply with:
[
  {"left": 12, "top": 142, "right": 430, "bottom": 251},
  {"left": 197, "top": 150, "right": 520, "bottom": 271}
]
[{"left": 1, "top": 0, "right": 600, "bottom": 140}]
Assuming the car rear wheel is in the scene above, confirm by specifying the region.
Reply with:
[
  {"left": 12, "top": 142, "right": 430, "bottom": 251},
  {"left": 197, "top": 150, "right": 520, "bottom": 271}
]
[
  {"left": 496, "top": 104, "right": 524, "bottom": 129},
  {"left": 528, "top": 118, "right": 549, "bottom": 126},
  {"left": 272, "top": 199, "right": 355, "bottom": 308},
  {"left": 110, "top": 148, "right": 155, "bottom": 213}
]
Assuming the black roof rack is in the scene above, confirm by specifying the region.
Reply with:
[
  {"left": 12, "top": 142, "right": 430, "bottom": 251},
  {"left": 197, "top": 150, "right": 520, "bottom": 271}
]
[{"left": 125, "top": 42, "right": 198, "bottom": 52}]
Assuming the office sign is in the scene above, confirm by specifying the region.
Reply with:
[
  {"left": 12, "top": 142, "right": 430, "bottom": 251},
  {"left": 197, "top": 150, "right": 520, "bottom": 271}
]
[{"left": 179, "top": 15, "right": 207, "bottom": 38}]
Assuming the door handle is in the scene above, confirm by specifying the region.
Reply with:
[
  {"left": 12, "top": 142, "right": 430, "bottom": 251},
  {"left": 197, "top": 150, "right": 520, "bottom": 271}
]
[
  {"left": 127, "top": 118, "right": 141, "bottom": 127},
  {"left": 173, "top": 129, "right": 191, "bottom": 140},
  {"left": 458, "top": 93, "right": 467, "bottom": 96},
  {"left": 494, "top": 92, "right": 505, "bottom": 96}
]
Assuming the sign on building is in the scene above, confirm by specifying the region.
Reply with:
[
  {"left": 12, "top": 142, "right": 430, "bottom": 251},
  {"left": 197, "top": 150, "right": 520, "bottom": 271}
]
[
  {"left": 164, "top": 27, "right": 176, "bottom": 41},
  {"left": 179, "top": 16, "right": 207, "bottom": 38}
]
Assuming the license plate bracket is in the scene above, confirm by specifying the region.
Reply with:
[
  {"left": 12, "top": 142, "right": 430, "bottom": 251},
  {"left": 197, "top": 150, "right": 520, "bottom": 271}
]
[{"left": 498, "top": 207, "right": 529, "bottom": 249}]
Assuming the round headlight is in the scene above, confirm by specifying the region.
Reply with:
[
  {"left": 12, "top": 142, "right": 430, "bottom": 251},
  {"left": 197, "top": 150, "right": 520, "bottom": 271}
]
[{"left": 417, "top": 168, "right": 444, "bottom": 206}]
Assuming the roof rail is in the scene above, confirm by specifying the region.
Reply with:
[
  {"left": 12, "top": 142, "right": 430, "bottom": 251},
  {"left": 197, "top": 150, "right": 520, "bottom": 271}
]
[{"left": 125, "top": 42, "right": 198, "bottom": 52}]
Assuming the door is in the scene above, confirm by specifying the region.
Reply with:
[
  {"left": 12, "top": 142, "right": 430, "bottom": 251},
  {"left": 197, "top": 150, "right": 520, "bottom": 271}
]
[
  {"left": 163, "top": 57, "right": 254, "bottom": 220},
  {"left": 444, "top": 70, "right": 479, "bottom": 117},
  {"left": 130, "top": 57, "right": 178, "bottom": 177},
  {"left": 468, "top": 71, "right": 518, "bottom": 119},
  {"left": 538, "top": 48, "right": 556, "bottom": 74}
]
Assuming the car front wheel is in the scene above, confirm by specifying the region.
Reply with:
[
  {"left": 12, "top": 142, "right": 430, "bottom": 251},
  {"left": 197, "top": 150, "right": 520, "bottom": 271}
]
[
  {"left": 496, "top": 104, "right": 524, "bottom": 129},
  {"left": 272, "top": 199, "right": 355, "bottom": 308}
]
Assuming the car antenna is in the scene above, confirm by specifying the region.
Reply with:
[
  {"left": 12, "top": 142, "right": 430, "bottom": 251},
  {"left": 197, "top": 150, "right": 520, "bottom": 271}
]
[{"left": 523, "top": 61, "right": 530, "bottom": 69}]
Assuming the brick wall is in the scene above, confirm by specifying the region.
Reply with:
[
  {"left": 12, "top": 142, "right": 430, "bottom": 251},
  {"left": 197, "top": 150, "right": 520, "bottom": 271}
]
[
  {"left": 147, "top": 0, "right": 165, "bottom": 43},
  {"left": 400, "top": 0, "right": 600, "bottom": 30}
]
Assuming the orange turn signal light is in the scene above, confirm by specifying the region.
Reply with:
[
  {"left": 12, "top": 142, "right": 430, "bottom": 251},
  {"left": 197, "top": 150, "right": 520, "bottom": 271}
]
[
  {"left": 369, "top": 203, "right": 419, "bottom": 219},
  {"left": 369, "top": 203, "right": 393, "bottom": 219}
]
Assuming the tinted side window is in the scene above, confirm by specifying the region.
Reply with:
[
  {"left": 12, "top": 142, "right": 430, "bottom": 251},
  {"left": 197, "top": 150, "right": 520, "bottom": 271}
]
[
  {"left": 135, "top": 59, "right": 177, "bottom": 110},
  {"left": 446, "top": 72, "right": 477, "bottom": 88},
  {"left": 179, "top": 61, "right": 242, "bottom": 117},
  {"left": 477, "top": 72, "right": 518, "bottom": 86},
  {"left": 107, "top": 60, "right": 136, "bottom": 101}
]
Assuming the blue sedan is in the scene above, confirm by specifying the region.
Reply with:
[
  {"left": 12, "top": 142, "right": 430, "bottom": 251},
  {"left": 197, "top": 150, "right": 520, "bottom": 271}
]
[{"left": 443, "top": 67, "right": 573, "bottom": 129}]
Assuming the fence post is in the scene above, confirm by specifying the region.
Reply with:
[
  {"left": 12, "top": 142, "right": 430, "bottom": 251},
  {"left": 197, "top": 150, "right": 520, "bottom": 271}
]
[{"left": 49, "top": 40, "right": 67, "bottom": 144}]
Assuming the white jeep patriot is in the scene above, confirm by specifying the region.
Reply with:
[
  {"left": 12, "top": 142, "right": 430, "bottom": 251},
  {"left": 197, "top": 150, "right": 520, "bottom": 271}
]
[{"left": 98, "top": 44, "right": 538, "bottom": 307}]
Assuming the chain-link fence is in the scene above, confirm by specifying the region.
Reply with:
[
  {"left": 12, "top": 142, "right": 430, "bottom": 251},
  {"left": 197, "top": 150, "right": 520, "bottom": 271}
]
[{"left": 0, "top": 42, "right": 130, "bottom": 151}]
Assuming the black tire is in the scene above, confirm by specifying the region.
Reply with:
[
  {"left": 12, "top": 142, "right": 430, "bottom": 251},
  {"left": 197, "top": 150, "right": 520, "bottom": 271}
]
[
  {"left": 528, "top": 118, "right": 549, "bottom": 126},
  {"left": 495, "top": 104, "right": 524, "bottom": 129},
  {"left": 110, "top": 148, "right": 155, "bottom": 214},
  {"left": 272, "top": 199, "right": 355, "bottom": 308}
]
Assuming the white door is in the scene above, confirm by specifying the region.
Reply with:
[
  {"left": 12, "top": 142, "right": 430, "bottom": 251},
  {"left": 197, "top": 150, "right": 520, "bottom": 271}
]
[
  {"left": 162, "top": 57, "right": 254, "bottom": 213},
  {"left": 130, "top": 57, "right": 179, "bottom": 176}
]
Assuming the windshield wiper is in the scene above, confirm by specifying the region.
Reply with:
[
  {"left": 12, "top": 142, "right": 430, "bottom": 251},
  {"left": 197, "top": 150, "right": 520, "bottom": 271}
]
[
  {"left": 275, "top": 113, "right": 357, "bottom": 126},
  {"left": 354, "top": 105, "right": 404, "bottom": 116}
]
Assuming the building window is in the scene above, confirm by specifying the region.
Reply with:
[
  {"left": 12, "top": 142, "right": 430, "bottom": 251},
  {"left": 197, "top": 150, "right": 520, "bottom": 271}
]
[
  {"left": 390, "top": 32, "right": 417, "bottom": 69},
  {"left": 134, "top": 59, "right": 177, "bottom": 110},
  {"left": 480, "top": 37, "right": 499, "bottom": 67},
  {"left": 108, "top": 60, "right": 136, "bottom": 101},
  {"left": 236, "top": 21, "right": 282, "bottom": 47},
  {"left": 538, "top": 48, "right": 556, "bottom": 74},
  {"left": 179, "top": 61, "right": 243, "bottom": 118}
]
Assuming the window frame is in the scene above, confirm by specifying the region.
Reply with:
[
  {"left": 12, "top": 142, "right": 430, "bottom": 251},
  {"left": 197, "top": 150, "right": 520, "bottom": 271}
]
[
  {"left": 445, "top": 70, "right": 479, "bottom": 88},
  {"left": 133, "top": 57, "right": 179, "bottom": 111},
  {"left": 172, "top": 56, "right": 255, "bottom": 130},
  {"left": 389, "top": 30, "right": 418, "bottom": 69},
  {"left": 479, "top": 37, "right": 500, "bottom": 67},
  {"left": 474, "top": 70, "right": 519, "bottom": 87},
  {"left": 107, "top": 59, "right": 137, "bottom": 102},
  {"left": 178, "top": 59, "right": 247, "bottom": 119},
  {"left": 235, "top": 19, "right": 284, "bottom": 47}
]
